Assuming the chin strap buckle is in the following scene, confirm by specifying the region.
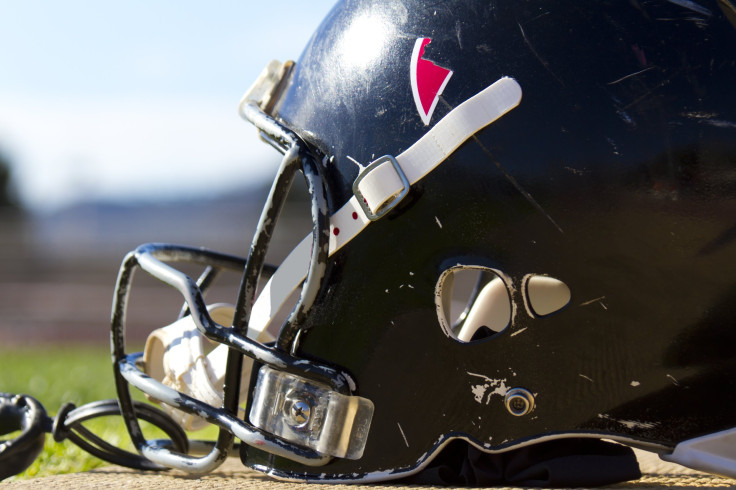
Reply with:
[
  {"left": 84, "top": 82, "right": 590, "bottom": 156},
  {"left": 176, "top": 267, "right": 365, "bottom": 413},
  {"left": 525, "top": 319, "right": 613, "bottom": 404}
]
[
  {"left": 353, "top": 155, "right": 410, "bottom": 221},
  {"left": 249, "top": 366, "right": 374, "bottom": 460}
]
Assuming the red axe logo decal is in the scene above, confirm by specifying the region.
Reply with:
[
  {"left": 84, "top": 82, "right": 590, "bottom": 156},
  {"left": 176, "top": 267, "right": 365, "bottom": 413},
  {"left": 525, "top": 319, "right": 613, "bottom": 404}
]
[{"left": 410, "top": 37, "right": 453, "bottom": 125}]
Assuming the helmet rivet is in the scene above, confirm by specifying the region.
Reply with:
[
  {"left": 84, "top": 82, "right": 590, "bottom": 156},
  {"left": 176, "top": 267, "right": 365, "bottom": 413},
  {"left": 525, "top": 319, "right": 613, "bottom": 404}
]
[
  {"left": 285, "top": 395, "right": 311, "bottom": 428},
  {"left": 505, "top": 387, "right": 535, "bottom": 416}
]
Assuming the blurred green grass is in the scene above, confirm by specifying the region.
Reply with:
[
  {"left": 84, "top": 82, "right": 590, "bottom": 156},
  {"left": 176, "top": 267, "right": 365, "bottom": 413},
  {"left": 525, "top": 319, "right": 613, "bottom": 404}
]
[
  {"left": 0, "top": 345, "right": 120, "bottom": 479},
  {"left": 0, "top": 345, "right": 217, "bottom": 481}
]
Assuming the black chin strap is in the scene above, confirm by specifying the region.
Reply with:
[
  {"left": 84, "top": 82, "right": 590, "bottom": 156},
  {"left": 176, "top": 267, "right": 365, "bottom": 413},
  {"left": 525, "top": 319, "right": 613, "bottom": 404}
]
[
  {"left": 0, "top": 393, "right": 188, "bottom": 480},
  {"left": 403, "top": 438, "right": 642, "bottom": 488}
]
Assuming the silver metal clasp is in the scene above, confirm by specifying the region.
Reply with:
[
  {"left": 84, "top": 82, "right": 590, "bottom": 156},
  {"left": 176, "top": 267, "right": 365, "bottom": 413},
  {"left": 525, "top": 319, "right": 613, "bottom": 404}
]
[
  {"left": 249, "top": 366, "right": 374, "bottom": 460},
  {"left": 352, "top": 155, "right": 410, "bottom": 221}
]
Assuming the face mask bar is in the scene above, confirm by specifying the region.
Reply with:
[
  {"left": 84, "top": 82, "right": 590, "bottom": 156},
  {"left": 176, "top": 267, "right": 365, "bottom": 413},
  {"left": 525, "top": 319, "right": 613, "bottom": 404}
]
[{"left": 111, "top": 86, "right": 365, "bottom": 472}]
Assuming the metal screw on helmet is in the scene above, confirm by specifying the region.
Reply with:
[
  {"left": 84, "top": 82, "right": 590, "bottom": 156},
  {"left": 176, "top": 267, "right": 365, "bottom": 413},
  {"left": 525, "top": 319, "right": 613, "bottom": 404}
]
[
  {"left": 505, "top": 388, "right": 535, "bottom": 416},
  {"left": 284, "top": 393, "right": 311, "bottom": 428}
]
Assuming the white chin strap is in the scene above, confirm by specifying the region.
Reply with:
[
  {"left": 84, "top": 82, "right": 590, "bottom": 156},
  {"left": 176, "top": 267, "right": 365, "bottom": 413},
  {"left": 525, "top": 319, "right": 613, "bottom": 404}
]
[
  {"left": 142, "top": 76, "right": 522, "bottom": 431},
  {"left": 249, "top": 77, "right": 522, "bottom": 339}
]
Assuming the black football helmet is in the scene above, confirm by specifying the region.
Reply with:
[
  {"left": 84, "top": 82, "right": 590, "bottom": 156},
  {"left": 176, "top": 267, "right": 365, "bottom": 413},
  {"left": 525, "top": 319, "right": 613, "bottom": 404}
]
[{"left": 110, "top": 0, "right": 736, "bottom": 484}]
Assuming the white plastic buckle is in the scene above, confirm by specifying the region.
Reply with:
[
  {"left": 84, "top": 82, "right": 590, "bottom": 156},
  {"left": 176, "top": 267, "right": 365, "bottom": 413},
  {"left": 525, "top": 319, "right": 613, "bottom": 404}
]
[
  {"left": 249, "top": 366, "right": 374, "bottom": 460},
  {"left": 352, "top": 155, "right": 410, "bottom": 221}
]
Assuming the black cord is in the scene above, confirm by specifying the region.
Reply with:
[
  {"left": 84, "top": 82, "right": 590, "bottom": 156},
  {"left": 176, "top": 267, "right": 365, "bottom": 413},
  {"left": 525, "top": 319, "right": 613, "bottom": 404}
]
[
  {"left": 0, "top": 394, "right": 190, "bottom": 479},
  {"left": 0, "top": 394, "right": 48, "bottom": 480}
]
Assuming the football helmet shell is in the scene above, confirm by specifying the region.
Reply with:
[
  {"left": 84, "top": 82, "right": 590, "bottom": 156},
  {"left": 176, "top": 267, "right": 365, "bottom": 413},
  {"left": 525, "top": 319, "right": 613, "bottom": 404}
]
[{"left": 111, "top": 0, "right": 736, "bottom": 483}]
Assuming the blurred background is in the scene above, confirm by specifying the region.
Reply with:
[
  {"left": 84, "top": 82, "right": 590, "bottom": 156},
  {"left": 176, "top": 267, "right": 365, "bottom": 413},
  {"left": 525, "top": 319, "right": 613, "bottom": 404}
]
[
  {"left": 0, "top": 2, "right": 346, "bottom": 479},
  {"left": 0, "top": 0, "right": 336, "bottom": 346}
]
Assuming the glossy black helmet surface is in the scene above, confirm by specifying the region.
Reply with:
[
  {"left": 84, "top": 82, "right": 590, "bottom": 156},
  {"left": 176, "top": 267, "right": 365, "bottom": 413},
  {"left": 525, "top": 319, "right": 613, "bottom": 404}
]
[{"left": 109, "top": 0, "right": 736, "bottom": 485}]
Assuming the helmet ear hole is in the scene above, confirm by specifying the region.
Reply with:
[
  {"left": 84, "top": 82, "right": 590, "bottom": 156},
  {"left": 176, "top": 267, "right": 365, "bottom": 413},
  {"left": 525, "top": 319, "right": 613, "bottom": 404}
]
[{"left": 436, "top": 266, "right": 511, "bottom": 343}]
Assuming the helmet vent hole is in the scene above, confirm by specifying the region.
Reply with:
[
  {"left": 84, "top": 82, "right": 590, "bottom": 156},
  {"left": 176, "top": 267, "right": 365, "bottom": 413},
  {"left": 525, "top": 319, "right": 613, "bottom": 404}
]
[
  {"left": 436, "top": 267, "right": 511, "bottom": 343},
  {"left": 524, "top": 275, "right": 571, "bottom": 317}
]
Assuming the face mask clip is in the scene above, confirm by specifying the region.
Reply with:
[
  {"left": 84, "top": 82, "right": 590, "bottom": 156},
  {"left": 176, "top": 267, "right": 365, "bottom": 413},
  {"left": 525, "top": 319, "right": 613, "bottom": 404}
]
[{"left": 250, "top": 366, "right": 373, "bottom": 460}]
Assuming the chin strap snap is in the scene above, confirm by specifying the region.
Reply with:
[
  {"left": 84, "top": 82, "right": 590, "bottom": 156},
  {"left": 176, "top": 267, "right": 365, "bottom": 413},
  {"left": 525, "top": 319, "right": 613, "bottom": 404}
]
[{"left": 0, "top": 393, "right": 189, "bottom": 480}]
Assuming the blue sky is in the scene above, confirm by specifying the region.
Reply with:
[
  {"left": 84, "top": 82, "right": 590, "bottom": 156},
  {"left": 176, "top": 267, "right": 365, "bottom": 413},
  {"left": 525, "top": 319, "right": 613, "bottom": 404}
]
[{"left": 0, "top": 1, "right": 336, "bottom": 212}]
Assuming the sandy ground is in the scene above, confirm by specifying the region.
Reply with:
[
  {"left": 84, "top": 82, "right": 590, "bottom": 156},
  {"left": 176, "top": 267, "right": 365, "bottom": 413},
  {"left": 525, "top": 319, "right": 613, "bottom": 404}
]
[{"left": 5, "top": 449, "right": 734, "bottom": 489}]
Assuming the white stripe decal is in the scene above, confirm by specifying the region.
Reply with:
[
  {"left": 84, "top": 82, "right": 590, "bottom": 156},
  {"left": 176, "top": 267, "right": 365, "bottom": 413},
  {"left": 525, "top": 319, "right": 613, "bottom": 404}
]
[{"left": 248, "top": 77, "right": 523, "bottom": 339}]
